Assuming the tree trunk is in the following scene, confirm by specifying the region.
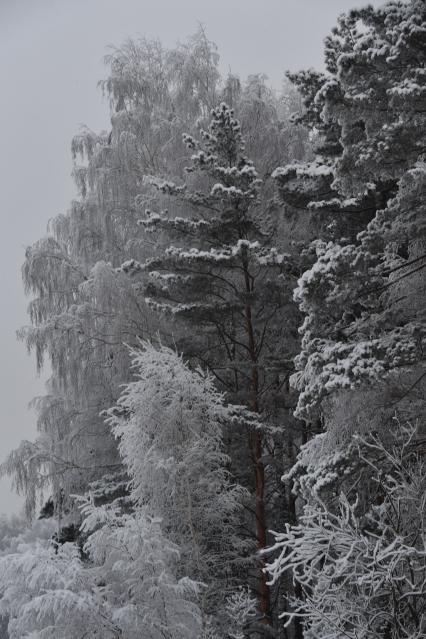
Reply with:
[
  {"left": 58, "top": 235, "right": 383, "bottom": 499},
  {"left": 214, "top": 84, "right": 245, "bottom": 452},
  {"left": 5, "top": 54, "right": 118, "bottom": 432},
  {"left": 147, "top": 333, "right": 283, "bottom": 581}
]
[
  {"left": 250, "top": 427, "right": 271, "bottom": 623},
  {"left": 243, "top": 257, "right": 271, "bottom": 624}
]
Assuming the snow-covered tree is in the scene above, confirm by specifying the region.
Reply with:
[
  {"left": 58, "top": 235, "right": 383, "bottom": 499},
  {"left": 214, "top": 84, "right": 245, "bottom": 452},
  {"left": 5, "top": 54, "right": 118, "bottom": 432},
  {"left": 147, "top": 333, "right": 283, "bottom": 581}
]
[
  {"left": 2, "top": 30, "right": 224, "bottom": 519},
  {"left": 0, "top": 342, "right": 251, "bottom": 638},
  {"left": 121, "top": 102, "right": 302, "bottom": 625},
  {"left": 275, "top": 0, "right": 426, "bottom": 436},
  {"left": 268, "top": 2, "right": 426, "bottom": 635},
  {"left": 106, "top": 341, "right": 249, "bottom": 631}
]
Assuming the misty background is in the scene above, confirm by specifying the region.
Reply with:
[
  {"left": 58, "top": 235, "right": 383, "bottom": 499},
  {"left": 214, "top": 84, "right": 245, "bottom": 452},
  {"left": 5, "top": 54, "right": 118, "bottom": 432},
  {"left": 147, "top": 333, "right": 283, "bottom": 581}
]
[{"left": 0, "top": 0, "right": 380, "bottom": 514}]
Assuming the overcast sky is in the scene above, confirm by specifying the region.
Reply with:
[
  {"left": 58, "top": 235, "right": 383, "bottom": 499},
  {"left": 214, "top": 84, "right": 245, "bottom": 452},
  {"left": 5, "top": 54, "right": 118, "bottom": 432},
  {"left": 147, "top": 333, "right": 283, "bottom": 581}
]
[{"left": 0, "top": 0, "right": 382, "bottom": 515}]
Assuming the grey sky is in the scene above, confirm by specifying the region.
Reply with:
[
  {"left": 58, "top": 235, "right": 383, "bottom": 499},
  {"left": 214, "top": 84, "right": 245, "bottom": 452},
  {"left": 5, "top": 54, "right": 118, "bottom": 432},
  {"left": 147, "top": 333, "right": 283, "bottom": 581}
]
[{"left": 0, "top": 0, "right": 381, "bottom": 515}]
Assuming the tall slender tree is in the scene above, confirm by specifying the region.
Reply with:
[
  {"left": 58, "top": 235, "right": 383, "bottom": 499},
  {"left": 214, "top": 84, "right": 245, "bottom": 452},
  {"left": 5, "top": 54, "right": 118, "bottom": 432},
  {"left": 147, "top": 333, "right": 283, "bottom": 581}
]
[{"left": 122, "top": 102, "right": 300, "bottom": 626}]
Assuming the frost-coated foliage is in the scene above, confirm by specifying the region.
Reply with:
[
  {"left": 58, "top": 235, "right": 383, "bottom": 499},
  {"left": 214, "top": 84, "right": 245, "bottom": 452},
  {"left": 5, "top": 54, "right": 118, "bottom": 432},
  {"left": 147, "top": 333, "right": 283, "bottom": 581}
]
[
  {"left": 79, "top": 502, "right": 202, "bottom": 639},
  {"left": 2, "top": 2, "right": 426, "bottom": 637},
  {"left": 274, "top": 0, "right": 426, "bottom": 427},
  {"left": 0, "top": 513, "right": 201, "bottom": 639},
  {"left": 267, "top": 424, "right": 426, "bottom": 638},
  {"left": 0, "top": 343, "right": 254, "bottom": 638},
  {"left": 264, "top": 1, "right": 426, "bottom": 635},
  {"left": 6, "top": 29, "right": 226, "bottom": 518},
  {"left": 225, "top": 588, "right": 258, "bottom": 639},
  {"left": 107, "top": 342, "right": 250, "bottom": 621},
  {"left": 0, "top": 344, "right": 252, "bottom": 638}
]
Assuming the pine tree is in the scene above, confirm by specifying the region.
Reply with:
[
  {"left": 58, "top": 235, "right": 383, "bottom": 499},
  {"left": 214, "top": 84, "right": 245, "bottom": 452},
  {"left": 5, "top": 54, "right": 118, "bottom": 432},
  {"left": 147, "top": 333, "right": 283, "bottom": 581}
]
[
  {"left": 273, "top": 0, "right": 426, "bottom": 436},
  {"left": 121, "top": 102, "right": 300, "bottom": 626},
  {"left": 268, "top": 1, "right": 426, "bottom": 634}
]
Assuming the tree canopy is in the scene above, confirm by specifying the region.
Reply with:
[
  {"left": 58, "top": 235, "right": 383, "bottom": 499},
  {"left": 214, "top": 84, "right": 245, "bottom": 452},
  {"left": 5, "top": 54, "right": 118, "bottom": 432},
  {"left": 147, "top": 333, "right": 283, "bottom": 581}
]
[{"left": 1, "top": 2, "right": 425, "bottom": 637}]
